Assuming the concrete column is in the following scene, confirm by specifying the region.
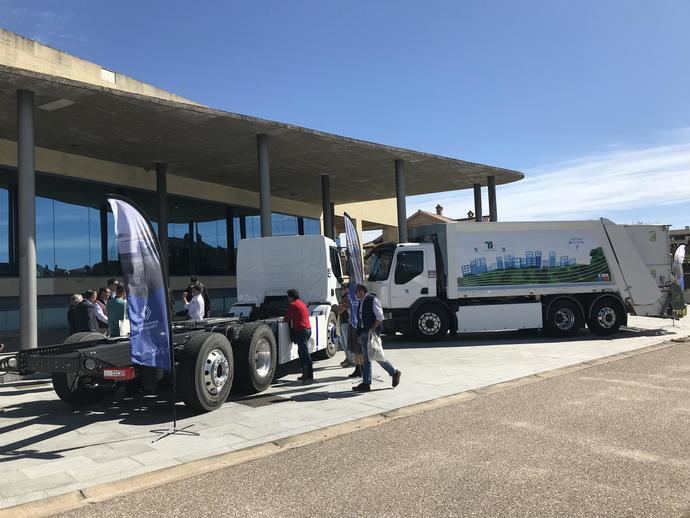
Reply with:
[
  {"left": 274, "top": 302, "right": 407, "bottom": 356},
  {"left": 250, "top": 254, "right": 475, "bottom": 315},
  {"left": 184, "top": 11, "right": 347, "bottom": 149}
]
[
  {"left": 17, "top": 89, "right": 37, "bottom": 350},
  {"left": 256, "top": 134, "right": 272, "bottom": 237},
  {"left": 239, "top": 215, "right": 247, "bottom": 239},
  {"left": 395, "top": 159, "right": 407, "bottom": 242},
  {"left": 321, "top": 175, "right": 333, "bottom": 239},
  {"left": 225, "top": 206, "right": 235, "bottom": 274},
  {"left": 156, "top": 163, "right": 169, "bottom": 268},
  {"left": 100, "top": 204, "right": 108, "bottom": 274},
  {"left": 473, "top": 183, "right": 483, "bottom": 222},
  {"left": 330, "top": 202, "right": 336, "bottom": 240},
  {"left": 487, "top": 175, "right": 497, "bottom": 222},
  {"left": 8, "top": 183, "right": 17, "bottom": 270}
]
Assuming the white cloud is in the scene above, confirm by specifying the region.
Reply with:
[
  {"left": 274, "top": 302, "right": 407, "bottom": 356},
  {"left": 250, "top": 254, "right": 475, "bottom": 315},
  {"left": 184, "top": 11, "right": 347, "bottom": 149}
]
[{"left": 410, "top": 131, "right": 690, "bottom": 224}]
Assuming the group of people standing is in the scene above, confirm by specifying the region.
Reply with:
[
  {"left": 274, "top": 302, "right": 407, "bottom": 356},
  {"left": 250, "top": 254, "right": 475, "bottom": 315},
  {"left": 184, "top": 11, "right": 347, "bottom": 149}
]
[
  {"left": 67, "top": 278, "right": 128, "bottom": 337},
  {"left": 284, "top": 283, "right": 401, "bottom": 392}
]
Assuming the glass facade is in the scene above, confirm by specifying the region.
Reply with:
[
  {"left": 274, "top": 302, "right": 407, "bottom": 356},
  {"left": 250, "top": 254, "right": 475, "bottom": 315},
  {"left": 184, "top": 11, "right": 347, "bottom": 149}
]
[{"left": 0, "top": 167, "right": 324, "bottom": 278}]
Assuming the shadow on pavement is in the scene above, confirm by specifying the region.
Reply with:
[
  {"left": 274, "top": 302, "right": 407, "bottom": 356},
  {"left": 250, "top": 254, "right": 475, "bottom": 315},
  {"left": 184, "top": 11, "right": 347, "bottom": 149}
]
[
  {"left": 380, "top": 326, "right": 674, "bottom": 350},
  {"left": 0, "top": 389, "right": 199, "bottom": 462}
]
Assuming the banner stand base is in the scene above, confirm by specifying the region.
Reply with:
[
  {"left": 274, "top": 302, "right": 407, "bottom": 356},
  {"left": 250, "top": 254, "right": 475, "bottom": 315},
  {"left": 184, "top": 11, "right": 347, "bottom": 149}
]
[{"left": 151, "top": 423, "right": 198, "bottom": 443}]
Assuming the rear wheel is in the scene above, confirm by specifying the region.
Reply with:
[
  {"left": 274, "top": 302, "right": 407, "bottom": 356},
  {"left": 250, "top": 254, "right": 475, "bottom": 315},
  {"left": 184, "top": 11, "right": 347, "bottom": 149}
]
[
  {"left": 178, "top": 333, "right": 234, "bottom": 412},
  {"left": 234, "top": 323, "right": 277, "bottom": 393},
  {"left": 52, "top": 332, "right": 106, "bottom": 406},
  {"left": 413, "top": 304, "right": 449, "bottom": 340},
  {"left": 587, "top": 297, "right": 624, "bottom": 336},
  {"left": 545, "top": 299, "right": 583, "bottom": 337}
]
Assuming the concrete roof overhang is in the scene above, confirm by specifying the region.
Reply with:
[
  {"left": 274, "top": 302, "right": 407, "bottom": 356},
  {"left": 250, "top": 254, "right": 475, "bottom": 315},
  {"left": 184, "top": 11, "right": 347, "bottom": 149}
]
[{"left": 0, "top": 65, "right": 523, "bottom": 206}]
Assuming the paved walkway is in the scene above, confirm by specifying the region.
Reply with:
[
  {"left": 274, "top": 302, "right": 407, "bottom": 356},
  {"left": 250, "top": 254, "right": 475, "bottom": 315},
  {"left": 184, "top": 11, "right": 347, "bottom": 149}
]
[{"left": 1, "top": 316, "right": 688, "bottom": 511}]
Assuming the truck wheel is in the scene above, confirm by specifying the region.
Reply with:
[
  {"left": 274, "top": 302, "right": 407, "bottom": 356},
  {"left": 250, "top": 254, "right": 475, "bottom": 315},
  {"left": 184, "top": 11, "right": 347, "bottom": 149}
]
[
  {"left": 587, "top": 297, "right": 624, "bottom": 336},
  {"left": 413, "top": 304, "right": 449, "bottom": 340},
  {"left": 314, "top": 311, "right": 339, "bottom": 360},
  {"left": 178, "top": 333, "right": 234, "bottom": 412},
  {"left": 52, "top": 332, "right": 106, "bottom": 406},
  {"left": 545, "top": 299, "right": 583, "bottom": 337},
  {"left": 234, "top": 323, "right": 277, "bottom": 393}
]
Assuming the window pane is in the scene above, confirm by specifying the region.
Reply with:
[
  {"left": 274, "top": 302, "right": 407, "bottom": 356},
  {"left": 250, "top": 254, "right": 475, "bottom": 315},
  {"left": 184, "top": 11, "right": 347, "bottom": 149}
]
[
  {"left": 245, "top": 216, "right": 261, "bottom": 238},
  {"left": 168, "top": 222, "right": 193, "bottom": 276},
  {"left": 271, "top": 213, "right": 298, "bottom": 236},
  {"left": 303, "top": 218, "right": 321, "bottom": 235},
  {"left": 197, "top": 219, "right": 228, "bottom": 275},
  {"left": 394, "top": 251, "right": 424, "bottom": 284},
  {"left": 36, "top": 196, "right": 55, "bottom": 277},
  {"left": 53, "top": 199, "right": 91, "bottom": 275}
]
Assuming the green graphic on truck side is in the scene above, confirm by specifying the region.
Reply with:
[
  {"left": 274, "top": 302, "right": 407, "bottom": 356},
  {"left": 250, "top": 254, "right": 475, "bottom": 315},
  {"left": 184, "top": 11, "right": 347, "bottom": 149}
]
[{"left": 457, "top": 247, "right": 610, "bottom": 288}]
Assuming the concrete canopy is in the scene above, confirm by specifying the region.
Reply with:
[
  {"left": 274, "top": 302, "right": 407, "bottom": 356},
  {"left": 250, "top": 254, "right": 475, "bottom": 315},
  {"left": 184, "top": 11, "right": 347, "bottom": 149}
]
[{"left": 0, "top": 64, "right": 523, "bottom": 206}]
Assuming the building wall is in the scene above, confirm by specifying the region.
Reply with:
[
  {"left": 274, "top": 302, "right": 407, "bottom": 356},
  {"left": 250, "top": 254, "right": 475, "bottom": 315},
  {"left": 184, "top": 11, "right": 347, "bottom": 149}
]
[{"left": 0, "top": 29, "right": 200, "bottom": 105}]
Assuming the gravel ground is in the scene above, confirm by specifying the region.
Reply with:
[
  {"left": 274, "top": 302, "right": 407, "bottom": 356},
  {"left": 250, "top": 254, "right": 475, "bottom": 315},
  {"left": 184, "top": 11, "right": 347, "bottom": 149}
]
[{"left": 57, "top": 342, "right": 690, "bottom": 518}]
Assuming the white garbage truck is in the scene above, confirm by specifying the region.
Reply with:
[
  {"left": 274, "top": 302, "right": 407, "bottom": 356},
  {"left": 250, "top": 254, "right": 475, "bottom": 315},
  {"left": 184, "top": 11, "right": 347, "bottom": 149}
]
[
  {"left": 365, "top": 219, "right": 686, "bottom": 339},
  {"left": 1, "top": 235, "right": 343, "bottom": 412}
]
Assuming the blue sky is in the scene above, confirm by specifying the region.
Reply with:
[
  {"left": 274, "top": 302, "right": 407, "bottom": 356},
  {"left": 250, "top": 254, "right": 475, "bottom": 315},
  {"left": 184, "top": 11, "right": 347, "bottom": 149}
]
[{"left": 3, "top": 0, "right": 690, "bottom": 232}]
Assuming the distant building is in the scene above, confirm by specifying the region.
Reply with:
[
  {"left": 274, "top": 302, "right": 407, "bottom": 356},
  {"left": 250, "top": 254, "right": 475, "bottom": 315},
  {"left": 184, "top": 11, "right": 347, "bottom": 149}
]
[{"left": 364, "top": 205, "right": 490, "bottom": 251}]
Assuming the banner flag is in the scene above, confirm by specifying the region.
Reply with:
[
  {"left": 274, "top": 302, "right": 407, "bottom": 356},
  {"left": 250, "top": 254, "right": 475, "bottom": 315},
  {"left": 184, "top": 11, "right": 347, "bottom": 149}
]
[
  {"left": 344, "top": 213, "right": 363, "bottom": 328},
  {"left": 107, "top": 196, "right": 172, "bottom": 371}
]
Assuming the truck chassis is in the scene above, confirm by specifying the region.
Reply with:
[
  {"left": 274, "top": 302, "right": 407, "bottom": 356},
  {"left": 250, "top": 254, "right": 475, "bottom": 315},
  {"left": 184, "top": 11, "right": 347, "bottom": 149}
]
[{"left": 0, "top": 313, "right": 338, "bottom": 413}]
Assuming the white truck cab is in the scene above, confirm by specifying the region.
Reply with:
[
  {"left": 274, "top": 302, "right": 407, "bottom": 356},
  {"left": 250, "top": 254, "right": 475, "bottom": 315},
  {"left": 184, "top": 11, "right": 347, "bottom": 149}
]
[
  {"left": 229, "top": 235, "right": 343, "bottom": 366},
  {"left": 367, "top": 242, "right": 437, "bottom": 311}
]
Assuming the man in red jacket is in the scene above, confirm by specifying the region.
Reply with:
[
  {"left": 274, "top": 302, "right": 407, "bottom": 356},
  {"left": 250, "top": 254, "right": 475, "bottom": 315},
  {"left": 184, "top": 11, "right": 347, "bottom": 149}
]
[{"left": 285, "top": 288, "right": 313, "bottom": 383}]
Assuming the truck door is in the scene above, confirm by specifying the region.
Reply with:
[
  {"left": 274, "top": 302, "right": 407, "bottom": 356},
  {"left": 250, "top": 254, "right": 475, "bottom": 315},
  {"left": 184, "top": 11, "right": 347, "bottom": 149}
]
[{"left": 390, "top": 247, "right": 433, "bottom": 309}]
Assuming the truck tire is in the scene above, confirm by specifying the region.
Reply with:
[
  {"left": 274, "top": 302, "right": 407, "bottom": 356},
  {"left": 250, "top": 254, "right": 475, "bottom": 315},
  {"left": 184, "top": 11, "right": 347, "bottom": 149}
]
[
  {"left": 234, "top": 323, "right": 277, "bottom": 393},
  {"left": 545, "top": 299, "right": 583, "bottom": 337},
  {"left": 178, "top": 333, "right": 234, "bottom": 412},
  {"left": 314, "top": 311, "right": 338, "bottom": 360},
  {"left": 587, "top": 297, "right": 624, "bottom": 336},
  {"left": 52, "top": 331, "right": 106, "bottom": 406},
  {"left": 413, "top": 304, "right": 449, "bottom": 340}
]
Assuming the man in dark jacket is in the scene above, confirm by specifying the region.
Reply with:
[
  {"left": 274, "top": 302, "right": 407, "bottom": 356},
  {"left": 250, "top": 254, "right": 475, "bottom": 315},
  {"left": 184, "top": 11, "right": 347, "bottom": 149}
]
[
  {"left": 67, "top": 293, "right": 83, "bottom": 335},
  {"left": 353, "top": 283, "right": 401, "bottom": 392},
  {"left": 72, "top": 290, "right": 101, "bottom": 333}
]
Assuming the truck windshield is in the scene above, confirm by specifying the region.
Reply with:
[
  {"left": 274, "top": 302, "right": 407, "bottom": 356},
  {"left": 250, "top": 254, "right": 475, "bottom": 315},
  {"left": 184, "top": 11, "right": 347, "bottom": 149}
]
[{"left": 367, "top": 249, "right": 394, "bottom": 281}]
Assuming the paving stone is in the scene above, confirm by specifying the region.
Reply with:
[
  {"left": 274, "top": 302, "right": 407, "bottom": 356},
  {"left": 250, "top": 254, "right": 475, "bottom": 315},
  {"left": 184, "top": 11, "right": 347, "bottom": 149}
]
[
  {"left": 0, "top": 471, "right": 78, "bottom": 498},
  {"left": 0, "top": 316, "right": 687, "bottom": 511}
]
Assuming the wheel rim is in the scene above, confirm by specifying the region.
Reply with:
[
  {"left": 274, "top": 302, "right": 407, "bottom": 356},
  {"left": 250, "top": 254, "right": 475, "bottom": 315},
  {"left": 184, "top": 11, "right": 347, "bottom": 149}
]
[
  {"left": 327, "top": 319, "right": 338, "bottom": 353},
  {"left": 418, "top": 312, "right": 441, "bottom": 335},
  {"left": 554, "top": 308, "right": 576, "bottom": 331},
  {"left": 597, "top": 307, "right": 616, "bottom": 328},
  {"left": 203, "top": 348, "right": 230, "bottom": 396},
  {"left": 254, "top": 337, "right": 272, "bottom": 378}
]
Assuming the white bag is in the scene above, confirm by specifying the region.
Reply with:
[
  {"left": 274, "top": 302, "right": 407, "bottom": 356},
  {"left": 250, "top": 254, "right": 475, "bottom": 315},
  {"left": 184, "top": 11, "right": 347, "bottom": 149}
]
[
  {"left": 367, "top": 330, "right": 385, "bottom": 362},
  {"left": 119, "top": 317, "right": 131, "bottom": 336}
]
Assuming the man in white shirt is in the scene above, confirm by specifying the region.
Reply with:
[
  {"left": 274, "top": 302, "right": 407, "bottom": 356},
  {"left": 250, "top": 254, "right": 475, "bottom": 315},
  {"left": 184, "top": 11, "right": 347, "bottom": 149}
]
[{"left": 183, "top": 283, "right": 205, "bottom": 321}]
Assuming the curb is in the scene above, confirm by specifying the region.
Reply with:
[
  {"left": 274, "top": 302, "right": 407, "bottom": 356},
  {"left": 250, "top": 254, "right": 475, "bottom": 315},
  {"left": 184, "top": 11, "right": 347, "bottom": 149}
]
[{"left": 1, "top": 339, "right": 685, "bottom": 517}]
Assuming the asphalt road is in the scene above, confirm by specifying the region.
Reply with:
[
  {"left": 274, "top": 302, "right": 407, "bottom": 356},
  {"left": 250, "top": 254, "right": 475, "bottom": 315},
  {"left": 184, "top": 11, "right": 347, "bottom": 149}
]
[{"left": 57, "top": 342, "right": 690, "bottom": 518}]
